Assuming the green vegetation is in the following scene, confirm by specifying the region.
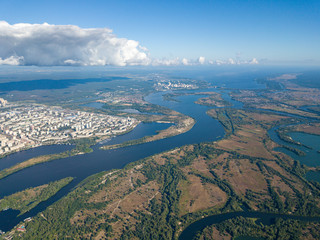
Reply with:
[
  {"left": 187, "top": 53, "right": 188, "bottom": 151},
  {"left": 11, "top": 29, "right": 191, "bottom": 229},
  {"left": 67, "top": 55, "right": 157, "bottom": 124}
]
[
  {"left": 207, "top": 109, "right": 234, "bottom": 135},
  {"left": 67, "top": 137, "right": 96, "bottom": 154},
  {"left": 102, "top": 116, "right": 194, "bottom": 150},
  {"left": 196, "top": 94, "right": 232, "bottom": 108},
  {"left": 0, "top": 177, "right": 73, "bottom": 215},
  {"left": 276, "top": 129, "right": 312, "bottom": 149},
  {"left": 122, "top": 163, "right": 183, "bottom": 239},
  {"left": 198, "top": 217, "right": 320, "bottom": 240},
  {"left": 280, "top": 145, "right": 306, "bottom": 156},
  {"left": 163, "top": 93, "right": 181, "bottom": 102}
]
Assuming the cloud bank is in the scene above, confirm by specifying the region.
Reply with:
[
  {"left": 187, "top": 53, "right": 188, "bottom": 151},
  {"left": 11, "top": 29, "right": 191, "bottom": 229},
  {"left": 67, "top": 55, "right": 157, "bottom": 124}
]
[
  {"left": 0, "top": 21, "right": 259, "bottom": 67},
  {"left": 0, "top": 21, "right": 149, "bottom": 66}
]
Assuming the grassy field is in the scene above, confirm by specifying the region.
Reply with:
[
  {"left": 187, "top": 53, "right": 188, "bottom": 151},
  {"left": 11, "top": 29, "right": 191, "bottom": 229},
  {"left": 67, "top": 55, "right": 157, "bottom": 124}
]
[{"left": 195, "top": 92, "right": 232, "bottom": 108}]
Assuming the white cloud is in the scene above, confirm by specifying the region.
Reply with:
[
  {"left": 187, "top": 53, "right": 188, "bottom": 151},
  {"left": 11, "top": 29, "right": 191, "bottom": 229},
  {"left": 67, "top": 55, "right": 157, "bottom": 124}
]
[
  {"left": 249, "top": 58, "right": 259, "bottom": 64},
  {"left": 151, "top": 57, "right": 181, "bottom": 66},
  {"left": 198, "top": 56, "right": 205, "bottom": 64},
  {"left": 215, "top": 60, "right": 225, "bottom": 65},
  {"left": 207, "top": 58, "right": 259, "bottom": 66},
  {"left": 0, "top": 21, "right": 150, "bottom": 66},
  {"left": 228, "top": 58, "right": 236, "bottom": 65},
  {"left": 0, "top": 55, "right": 24, "bottom": 65},
  {"left": 182, "top": 58, "right": 190, "bottom": 66},
  {"left": 0, "top": 21, "right": 261, "bottom": 67}
]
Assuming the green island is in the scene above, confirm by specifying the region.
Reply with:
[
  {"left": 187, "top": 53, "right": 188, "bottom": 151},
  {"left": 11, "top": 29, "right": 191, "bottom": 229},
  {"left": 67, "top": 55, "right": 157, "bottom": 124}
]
[
  {"left": 0, "top": 177, "right": 73, "bottom": 216},
  {"left": 0, "top": 138, "right": 95, "bottom": 181},
  {"left": 101, "top": 116, "right": 195, "bottom": 150}
]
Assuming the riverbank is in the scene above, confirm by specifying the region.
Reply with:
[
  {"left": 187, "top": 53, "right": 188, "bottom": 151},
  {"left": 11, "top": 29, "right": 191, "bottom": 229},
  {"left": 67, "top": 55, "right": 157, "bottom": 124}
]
[
  {"left": 0, "top": 139, "right": 95, "bottom": 181},
  {"left": 0, "top": 177, "right": 73, "bottom": 216},
  {"left": 101, "top": 116, "right": 195, "bottom": 150}
]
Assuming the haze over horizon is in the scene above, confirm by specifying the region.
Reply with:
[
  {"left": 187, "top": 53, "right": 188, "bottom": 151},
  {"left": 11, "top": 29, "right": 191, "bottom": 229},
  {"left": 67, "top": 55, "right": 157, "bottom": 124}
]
[{"left": 0, "top": 0, "right": 320, "bottom": 67}]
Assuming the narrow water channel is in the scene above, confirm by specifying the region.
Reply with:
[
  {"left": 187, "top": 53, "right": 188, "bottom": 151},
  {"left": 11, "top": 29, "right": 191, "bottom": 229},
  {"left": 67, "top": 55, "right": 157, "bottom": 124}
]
[{"left": 179, "top": 211, "right": 320, "bottom": 240}]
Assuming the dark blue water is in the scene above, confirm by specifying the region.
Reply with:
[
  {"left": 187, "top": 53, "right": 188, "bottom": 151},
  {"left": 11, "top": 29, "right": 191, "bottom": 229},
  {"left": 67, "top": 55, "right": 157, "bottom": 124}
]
[
  {"left": 235, "top": 236, "right": 264, "bottom": 240},
  {"left": 282, "top": 132, "right": 320, "bottom": 167},
  {"left": 306, "top": 171, "right": 320, "bottom": 183},
  {"left": 268, "top": 126, "right": 320, "bottom": 183},
  {"left": 281, "top": 132, "right": 320, "bottom": 183},
  {"left": 83, "top": 102, "right": 164, "bottom": 115},
  {"left": 0, "top": 145, "right": 73, "bottom": 171},
  {"left": 101, "top": 122, "right": 172, "bottom": 146},
  {"left": 0, "top": 77, "right": 126, "bottom": 92},
  {"left": 82, "top": 102, "right": 105, "bottom": 109}
]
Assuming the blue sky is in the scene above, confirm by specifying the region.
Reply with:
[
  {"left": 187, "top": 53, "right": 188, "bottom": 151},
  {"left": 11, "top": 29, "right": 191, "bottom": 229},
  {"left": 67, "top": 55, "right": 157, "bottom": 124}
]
[{"left": 0, "top": 0, "right": 320, "bottom": 66}]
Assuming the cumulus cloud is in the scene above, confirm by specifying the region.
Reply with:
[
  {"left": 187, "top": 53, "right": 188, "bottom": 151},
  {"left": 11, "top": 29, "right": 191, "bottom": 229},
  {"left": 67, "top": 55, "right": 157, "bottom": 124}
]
[
  {"left": 207, "top": 57, "right": 260, "bottom": 66},
  {"left": 228, "top": 58, "right": 236, "bottom": 65},
  {"left": 249, "top": 58, "right": 259, "bottom": 64},
  {"left": 0, "top": 21, "right": 150, "bottom": 66},
  {"left": 152, "top": 57, "right": 181, "bottom": 66},
  {"left": 0, "top": 55, "right": 24, "bottom": 65},
  {"left": 0, "top": 21, "right": 260, "bottom": 67},
  {"left": 182, "top": 58, "right": 190, "bottom": 66},
  {"left": 198, "top": 56, "right": 205, "bottom": 65}
]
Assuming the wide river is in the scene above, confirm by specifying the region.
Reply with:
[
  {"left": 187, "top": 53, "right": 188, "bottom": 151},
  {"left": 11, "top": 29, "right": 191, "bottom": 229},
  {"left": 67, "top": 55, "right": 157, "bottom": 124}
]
[{"left": 0, "top": 86, "right": 319, "bottom": 238}]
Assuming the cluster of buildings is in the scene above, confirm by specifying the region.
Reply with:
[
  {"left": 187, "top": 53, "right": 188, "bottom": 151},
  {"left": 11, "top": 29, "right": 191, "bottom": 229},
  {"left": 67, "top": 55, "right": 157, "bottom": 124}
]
[
  {"left": 97, "top": 91, "right": 145, "bottom": 105},
  {"left": 1, "top": 217, "right": 32, "bottom": 239},
  {"left": 0, "top": 98, "right": 7, "bottom": 107},
  {"left": 0, "top": 100, "right": 138, "bottom": 155},
  {"left": 154, "top": 81, "right": 198, "bottom": 91}
]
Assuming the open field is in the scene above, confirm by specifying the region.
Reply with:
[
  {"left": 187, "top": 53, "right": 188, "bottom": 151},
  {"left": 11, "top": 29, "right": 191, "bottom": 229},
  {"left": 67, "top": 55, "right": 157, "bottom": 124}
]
[
  {"left": 290, "top": 123, "right": 320, "bottom": 136},
  {"left": 230, "top": 79, "right": 320, "bottom": 119}
]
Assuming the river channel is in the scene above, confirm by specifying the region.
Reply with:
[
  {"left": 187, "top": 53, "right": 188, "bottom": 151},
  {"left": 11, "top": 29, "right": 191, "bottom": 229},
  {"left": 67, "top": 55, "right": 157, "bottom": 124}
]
[{"left": 0, "top": 85, "right": 320, "bottom": 237}]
